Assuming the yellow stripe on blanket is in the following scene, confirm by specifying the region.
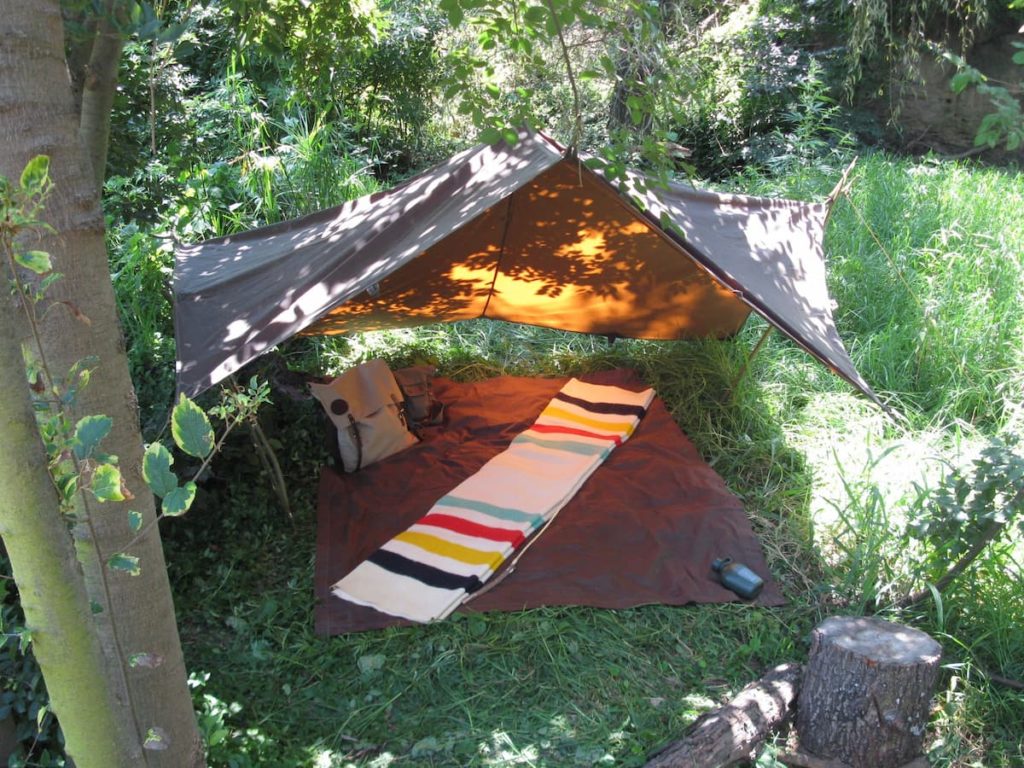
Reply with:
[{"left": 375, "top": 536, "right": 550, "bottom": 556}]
[
  {"left": 393, "top": 531, "right": 506, "bottom": 569},
  {"left": 540, "top": 405, "right": 636, "bottom": 436}
]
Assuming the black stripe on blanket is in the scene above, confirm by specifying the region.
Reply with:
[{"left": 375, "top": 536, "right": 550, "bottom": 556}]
[
  {"left": 368, "top": 550, "right": 485, "bottom": 593},
  {"left": 553, "top": 392, "right": 648, "bottom": 419}
]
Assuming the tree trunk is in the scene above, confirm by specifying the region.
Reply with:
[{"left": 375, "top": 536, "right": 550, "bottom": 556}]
[
  {"left": 0, "top": 297, "right": 135, "bottom": 767},
  {"left": 78, "top": 0, "right": 126, "bottom": 192},
  {"left": 796, "top": 616, "right": 942, "bottom": 768},
  {"left": 645, "top": 663, "right": 802, "bottom": 768},
  {"left": 607, "top": 0, "right": 680, "bottom": 138},
  {"left": 0, "top": 4, "right": 205, "bottom": 767}
]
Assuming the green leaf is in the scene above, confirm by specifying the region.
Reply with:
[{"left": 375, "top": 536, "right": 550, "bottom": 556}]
[
  {"left": 162, "top": 481, "right": 196, "bottom": 517},
  {"left": 128, "top": 510, "right": 143, "bottom": 532},
  {"left": 171, "top": 393, "right": 214, "bottom": 458},
  {"left": 142, "top": 442, "right": 178, "bottom": 498},
  {"left": 108, "top": 553, "right": 140, "bottom": 576},
  {"left": 478, "top": 127, "right": 503, "bottom": 144},
  {"left": 1013, "top": 51, "right": 1024, "bottom": 65},
  {"left": 56, "top": 472, "right": 78, "bottom": 504},
  {"left": 411, "top": 736, "right": 441, "bottom": 758},
  {"left": 523, "top": 5, "right": 547, "bottom": 25},
  {"left": 14, "top": 250, "right": 52, "bottom": 275},
  {"left": 74, "top": 415, "right": 112, "bottom": 460},
  {"left": 209, "top": 728, "right": 229, "bottom": 746},
  {"left": 357, "top": 653, "right": 386, "bottom": 675},
  {"left": 440, "top": 0, "right": 463, "bottom": 27},
  {"left": 91, "top": 464, "right": 125, "bottom": 502},
  {"left": 19, "top": 155, "right": 49, "bottom": 192}
]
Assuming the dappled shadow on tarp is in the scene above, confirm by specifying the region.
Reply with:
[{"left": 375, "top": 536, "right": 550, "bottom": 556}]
[
  {"left": 311, "top": 160, "right": 750, "bottom": 339},
  {"left": 172, "top": 129, "right": 879, "bottom": 408}
]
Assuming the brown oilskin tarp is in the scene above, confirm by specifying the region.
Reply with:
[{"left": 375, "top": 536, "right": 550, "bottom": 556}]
[
  {"left": 315, "top": 370, "right": 784, "bottom": 635},
  {"left": 174, "top": 131, "right": 880, "bottom": 408}
]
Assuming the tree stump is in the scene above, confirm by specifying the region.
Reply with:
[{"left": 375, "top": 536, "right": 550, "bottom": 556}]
[{"left": 796, "top": 616, "right": 942, "bottom": 768}]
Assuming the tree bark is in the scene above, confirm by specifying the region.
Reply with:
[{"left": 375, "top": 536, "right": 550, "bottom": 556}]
[
  {"left": 796, "top": 616, "right": 942, "bottom": 768},
  {"left": 0, "top": 293, "right": 135, "bottom": 767},
  {"left": 645, "top": 663, "right": 803, "bottom": 767},
  {"left": 78, "top": 2, "right": 126, "bottom": 192},
  {"left": 0, "top": 3, "right": 204, "bottom": 767}
]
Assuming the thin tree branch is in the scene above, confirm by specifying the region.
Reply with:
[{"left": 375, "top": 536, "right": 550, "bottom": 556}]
[
  {"left": 894, "top": 485, "right": 1023, "bottom": 610},
  {"left": 543, "top": 0, "right": 583, "bottom": 152}
]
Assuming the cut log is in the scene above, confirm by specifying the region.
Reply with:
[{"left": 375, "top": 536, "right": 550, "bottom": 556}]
[
  {"left": 644, "top": 663, "right": 802, "bottom": 768},
  {"left": 796, "top": 616, "right": 942, "bottom": 768},
  {"left": 778, "top": 749, "right": 931, "bottom": 768}
]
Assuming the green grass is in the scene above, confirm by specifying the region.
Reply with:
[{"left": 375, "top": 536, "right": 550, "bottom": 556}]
[{"left": 159, "top": 150, "right": 1024, "bottom": 767}]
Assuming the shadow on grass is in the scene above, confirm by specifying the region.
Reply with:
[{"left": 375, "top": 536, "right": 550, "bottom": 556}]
[{"left": 165, "top": 321, "right": 832, "bottom": 767}]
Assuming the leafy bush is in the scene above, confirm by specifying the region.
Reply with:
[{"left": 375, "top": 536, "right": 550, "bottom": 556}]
[{"left": 910, "top": 433, "right": 1024, "bottom": 572}]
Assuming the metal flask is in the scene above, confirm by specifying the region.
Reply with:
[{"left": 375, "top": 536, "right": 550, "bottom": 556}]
[{"left": 711, "top": 557, "right": 764, "bottom": 600}]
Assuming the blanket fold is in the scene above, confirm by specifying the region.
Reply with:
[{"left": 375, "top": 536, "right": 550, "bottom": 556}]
[{"left": 331, "top": 378, "right": 656, "bottom": 622}]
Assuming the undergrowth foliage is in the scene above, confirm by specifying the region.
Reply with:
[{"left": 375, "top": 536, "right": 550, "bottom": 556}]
[
  {"left": 147, "top": 147, "right": 1024, "bottom": 767},
  {"left": 910, "top": 433, "right": 1024, "bottom": 566},
  {"left": 14, "top": 0, "right": 1018, "bottom": 763}
]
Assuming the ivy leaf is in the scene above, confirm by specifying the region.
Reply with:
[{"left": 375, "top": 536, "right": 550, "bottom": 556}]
[
  {"left": 142, "top": 442, "right": 178, "bottom": 498},
  {"left": 91, "top": 464, "right": 125, "bottom": 502},
  {"left": 14, "top": 250, "right": 52, "bottom": 275},
  {"left": 108, "top": 553, "right": 140, "bottom": 576},
  {"left": 19, "top": 155, "right": 49, "bottom": 192},
  {"left": 74, "top": 415, "right": 112, "bottom": 460},
  {"left": 171, "top": 393, "right": 214, "bottom": 458},
  {"left": 127, "top": 510, "right": 143, "bottom": 532},
  {"left": 162, "top": 481, "right": 196, "bottom": 517}
]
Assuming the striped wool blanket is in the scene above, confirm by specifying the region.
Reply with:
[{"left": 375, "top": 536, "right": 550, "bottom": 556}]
[{"left": 332, "top": 378, "right": 656, "bottom": 623}]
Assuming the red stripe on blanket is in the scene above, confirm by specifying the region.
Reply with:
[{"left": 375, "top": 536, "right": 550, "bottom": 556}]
[
  {"left": 418, "top": 513, "right": 527, "bottom": 546},
  {"left": 529, "top": 423, "right": 623, "bottom": 446}
]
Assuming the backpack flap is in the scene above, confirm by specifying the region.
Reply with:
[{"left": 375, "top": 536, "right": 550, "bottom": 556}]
[{"left": 310, "top": 360, "right": 416, "bottom": 472}]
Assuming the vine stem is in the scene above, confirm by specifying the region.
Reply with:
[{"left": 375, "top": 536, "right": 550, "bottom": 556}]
[
  {"left": 118, "top": 411, "right": 246, "bottom": 554},
  {"left": 5, "top": 233, "right": 151, "bottom": 764}
]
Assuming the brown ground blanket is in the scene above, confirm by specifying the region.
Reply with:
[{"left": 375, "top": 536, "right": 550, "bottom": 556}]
[{"left": 315, "top": 369, "right": 783, "bottom": 634}]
